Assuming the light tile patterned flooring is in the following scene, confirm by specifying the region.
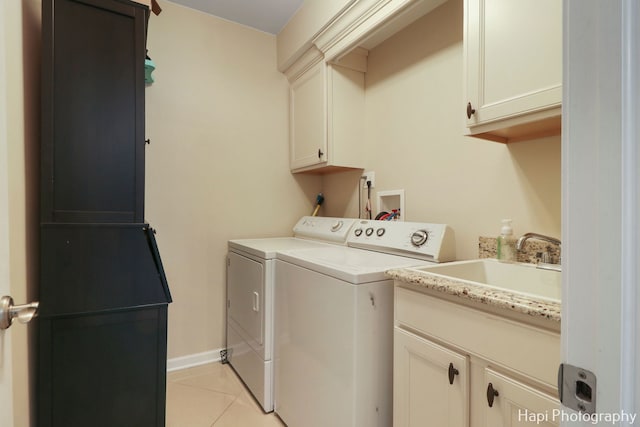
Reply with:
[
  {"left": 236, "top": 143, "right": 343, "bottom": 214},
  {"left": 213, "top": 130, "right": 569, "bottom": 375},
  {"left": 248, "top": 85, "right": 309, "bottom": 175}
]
[{"left": 166, "top": 362, "right": 285, "bottom": 427}]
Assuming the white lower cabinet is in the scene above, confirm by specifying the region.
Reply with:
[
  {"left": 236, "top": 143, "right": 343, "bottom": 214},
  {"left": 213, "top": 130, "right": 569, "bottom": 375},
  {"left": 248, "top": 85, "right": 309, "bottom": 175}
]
[
  {"left": 483, "top": 368, "right": 559, "bottom": 427},
  {"left": 394, "top": 328, "right": 469, "bottom": 427},
  {"left": 394, "top": 284, "right": 560, "bottom": 427}
]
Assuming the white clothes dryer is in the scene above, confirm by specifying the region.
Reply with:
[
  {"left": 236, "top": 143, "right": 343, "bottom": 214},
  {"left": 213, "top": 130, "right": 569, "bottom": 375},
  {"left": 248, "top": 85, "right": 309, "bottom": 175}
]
[{"left": 226, "top": 216, "right": 357, "bottom": 412}]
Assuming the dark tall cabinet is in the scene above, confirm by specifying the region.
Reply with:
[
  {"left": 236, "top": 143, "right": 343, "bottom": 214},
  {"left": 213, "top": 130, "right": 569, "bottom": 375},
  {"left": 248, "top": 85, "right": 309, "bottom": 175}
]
[{"left": 39, "top": 0, "right": 171, "bottom": 426}]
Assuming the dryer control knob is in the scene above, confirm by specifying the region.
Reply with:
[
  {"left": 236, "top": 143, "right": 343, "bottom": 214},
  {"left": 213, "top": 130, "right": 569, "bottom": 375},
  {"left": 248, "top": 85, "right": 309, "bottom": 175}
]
[
  {"left": 331, "top": 221, "right": 343, "bottom": 232},
  {"left": 354, "top": 228, "right": 363, "bottom": 237},
  {"left": 365, "top": 228, "right": 374, "bottom": 236},
  {"left": 411, "top": 230, "right": 429, "bottom": 247}
]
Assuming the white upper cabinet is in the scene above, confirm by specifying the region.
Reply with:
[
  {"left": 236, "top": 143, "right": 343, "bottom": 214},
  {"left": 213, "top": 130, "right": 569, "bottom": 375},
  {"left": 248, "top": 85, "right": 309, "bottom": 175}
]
[
  {"left": 464, "top": 0, "right": 562, "bottom": 142},
  {"left": 289, "top": 59, "right": 328, "bottom": 171},
  {"left": 280, "top": 0, "right": 450, "bottom": 173},
  {"left": 286, "top": 48, "right": 366, "bottom": 173}
]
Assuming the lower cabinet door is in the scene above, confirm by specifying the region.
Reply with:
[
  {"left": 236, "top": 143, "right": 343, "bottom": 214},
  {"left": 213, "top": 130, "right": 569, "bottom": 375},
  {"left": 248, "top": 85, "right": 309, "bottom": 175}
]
[
  {"left": 394, "top": 328, "right": 469, "bottom": 427},
  {"left": 484, "top": 368, "right": 560, "bottom": 427}
]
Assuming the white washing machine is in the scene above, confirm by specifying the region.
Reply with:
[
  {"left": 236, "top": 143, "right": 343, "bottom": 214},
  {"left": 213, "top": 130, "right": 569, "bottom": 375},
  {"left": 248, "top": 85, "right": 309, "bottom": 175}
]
[
  {"left": 274, "top": 219, "right": 455, "bottom": 427},
  {"left": 226, "top": 216, "right": 358, "bottom": 412}
]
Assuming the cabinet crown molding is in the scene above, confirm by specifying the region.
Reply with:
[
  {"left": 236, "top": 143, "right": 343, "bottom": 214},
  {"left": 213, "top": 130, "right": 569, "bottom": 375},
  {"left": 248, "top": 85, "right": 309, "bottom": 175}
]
[
  {"left": 280, "top": 0, "right": 448, "bottom": 75},
  {"left": 283, "top": 46, "right": 324, "bottom": 82}
]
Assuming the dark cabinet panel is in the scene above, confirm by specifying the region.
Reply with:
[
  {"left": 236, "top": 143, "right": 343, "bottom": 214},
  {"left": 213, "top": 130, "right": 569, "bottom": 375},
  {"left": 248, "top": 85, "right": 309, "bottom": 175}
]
[
  {"left": 37, "top": 224, "right": 171, "bottom": 427},
  {"left": 41, "top": 0, "right": 146, "bottom": 223},
  {"left": 39, "top": 224, "right": 172, "bottom": 317},
  {"left": 38, "top": 308, "right": 168, "bottom": 427}
]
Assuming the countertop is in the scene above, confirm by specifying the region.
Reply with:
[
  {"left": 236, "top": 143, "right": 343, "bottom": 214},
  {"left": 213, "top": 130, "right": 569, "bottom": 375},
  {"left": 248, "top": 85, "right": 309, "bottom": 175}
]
[{"left": 385, "top": 268, "right": 561, "bottom": 323}]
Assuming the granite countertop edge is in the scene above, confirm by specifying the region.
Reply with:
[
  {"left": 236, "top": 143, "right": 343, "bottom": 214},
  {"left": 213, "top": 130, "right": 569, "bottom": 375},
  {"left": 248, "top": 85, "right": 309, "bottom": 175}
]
[{"left": 385, "top": 268, "right": 561, "bottom": 323}]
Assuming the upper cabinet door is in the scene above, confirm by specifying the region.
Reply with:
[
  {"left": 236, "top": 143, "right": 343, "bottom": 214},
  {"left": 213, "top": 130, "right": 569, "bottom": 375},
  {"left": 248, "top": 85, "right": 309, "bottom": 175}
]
[
  {"left": 289, "top": 60, "right": 328, "bottom": 171},
  {"left": 41, "top": 0, "right": 147, "bottom": 223},
  {"left": 287, "top": 50, "right": 366, "bottom": 174},
  {"left": 464, "top": 0, "right": 562, "bottom": 142}
]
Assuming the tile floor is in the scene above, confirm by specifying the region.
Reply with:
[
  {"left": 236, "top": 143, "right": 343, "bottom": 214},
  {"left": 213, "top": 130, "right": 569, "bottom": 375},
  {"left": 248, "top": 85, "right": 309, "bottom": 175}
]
[{"left": 166, "top": 362, "right": 285, "bottom": 427}]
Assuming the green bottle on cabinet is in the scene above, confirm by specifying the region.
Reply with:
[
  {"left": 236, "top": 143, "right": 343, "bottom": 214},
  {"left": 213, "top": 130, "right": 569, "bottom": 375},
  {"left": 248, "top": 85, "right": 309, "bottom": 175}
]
[{"left": 497, "top": 219, "right": 516, "bottom": 262}]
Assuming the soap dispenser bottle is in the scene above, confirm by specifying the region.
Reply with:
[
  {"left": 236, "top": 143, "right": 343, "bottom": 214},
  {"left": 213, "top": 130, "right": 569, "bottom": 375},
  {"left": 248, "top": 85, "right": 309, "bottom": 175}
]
[{"left": 497, "top": 219, "right": 516, "bottom": 262}]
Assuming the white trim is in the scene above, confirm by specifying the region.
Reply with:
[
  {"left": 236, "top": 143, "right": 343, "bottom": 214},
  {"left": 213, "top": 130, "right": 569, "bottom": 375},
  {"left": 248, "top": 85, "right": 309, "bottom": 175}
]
[
  {"left": 562, "top": 0, "right": 640, "bottom": 423},
  {"left": 0, "top": 0, "right": 15, "bottom": 423},
  {"left": 621, "top": 0, "right": 640, "bottom": 416},
  {"left": 166, "top": 349, "right": 223, "bottom": 372}
]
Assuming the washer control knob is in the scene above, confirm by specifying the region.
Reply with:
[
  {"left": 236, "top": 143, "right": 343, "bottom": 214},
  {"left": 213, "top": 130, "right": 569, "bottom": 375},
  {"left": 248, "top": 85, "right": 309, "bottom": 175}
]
[
  {"left": 376, "top": 228, "right": 386, "bottom": 237},
  {"left": 411, "top": 230, "right": 429, "bottom": 247},
  {"left": 365, "top": 227, "right": 374, "bottom": 236},
  {"left": 331, "top": 221, "right": 343, "bottom": 232},
  {"left": 354, "top": 228, "right": 363, "bottom": 237}
]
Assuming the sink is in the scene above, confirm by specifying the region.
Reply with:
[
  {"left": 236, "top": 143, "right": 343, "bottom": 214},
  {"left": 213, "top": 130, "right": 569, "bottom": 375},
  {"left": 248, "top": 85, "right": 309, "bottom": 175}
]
[{"left": 409, "top": 259, "right": 561, "bottom": 302}]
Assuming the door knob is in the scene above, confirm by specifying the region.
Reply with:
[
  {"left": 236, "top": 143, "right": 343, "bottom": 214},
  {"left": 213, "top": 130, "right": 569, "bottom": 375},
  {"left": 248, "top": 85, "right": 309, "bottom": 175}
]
[{"left": 0, "top": 296, "right": 39, "bottom": 330}]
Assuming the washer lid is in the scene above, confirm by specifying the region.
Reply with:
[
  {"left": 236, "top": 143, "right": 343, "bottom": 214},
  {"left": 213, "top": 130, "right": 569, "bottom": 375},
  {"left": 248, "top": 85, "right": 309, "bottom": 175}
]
[{"left": 276, "top": 246, "right": 430, "bottom": 284}]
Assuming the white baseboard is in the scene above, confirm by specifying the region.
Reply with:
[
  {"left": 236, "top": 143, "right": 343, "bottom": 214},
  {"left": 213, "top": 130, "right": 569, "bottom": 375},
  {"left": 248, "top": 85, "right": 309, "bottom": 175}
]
[{"left": 167, "top": 348, "right": 223, "bottom": 372}]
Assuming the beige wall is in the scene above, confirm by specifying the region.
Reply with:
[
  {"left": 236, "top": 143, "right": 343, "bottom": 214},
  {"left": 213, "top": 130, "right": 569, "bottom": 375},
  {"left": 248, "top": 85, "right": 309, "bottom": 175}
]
[
  {"left": 322, "top": 0, "right": 561, "bottom": 260},
  {"left": 145, "top": 1, "right": 321, "bottom": 359}
]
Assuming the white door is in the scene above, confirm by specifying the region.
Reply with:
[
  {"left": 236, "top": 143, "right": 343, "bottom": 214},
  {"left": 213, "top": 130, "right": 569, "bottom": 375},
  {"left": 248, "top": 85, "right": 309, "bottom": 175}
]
[
  {"left": 464, "top": 0, "right": 562, "bottom": 127},
  {"left": 0, "top": 0, "right": 15, "bottom": 421},
  {"left": 393, "top": 328, "right": 468, "bottom": 427},
  {"left": 227, "top": 252, "right": 264, "bottom": 349},
  {"left": 289, "top": 59, "right": 327, "bottom": 170},
  {"left": 562, "top": 0, "right": 640, "bottom": 423},
  {"left": 484, "top": 369, "right": 559, "bottom": 427}
]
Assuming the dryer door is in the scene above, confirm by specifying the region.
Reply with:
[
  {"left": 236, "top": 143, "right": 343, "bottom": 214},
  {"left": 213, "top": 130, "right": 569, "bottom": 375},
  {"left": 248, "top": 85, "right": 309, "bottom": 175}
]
[{"left": 227, "top": 252, "right": 264, "bottom": 347}]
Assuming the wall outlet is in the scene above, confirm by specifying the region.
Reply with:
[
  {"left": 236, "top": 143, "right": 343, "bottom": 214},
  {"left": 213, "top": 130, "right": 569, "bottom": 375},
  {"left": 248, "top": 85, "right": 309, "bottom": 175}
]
[{"left": 363, "top": 171, "right": 375, "bottom": 188}]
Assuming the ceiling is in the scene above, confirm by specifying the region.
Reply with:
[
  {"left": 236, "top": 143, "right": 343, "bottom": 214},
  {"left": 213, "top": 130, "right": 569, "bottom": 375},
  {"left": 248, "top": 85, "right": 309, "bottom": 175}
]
[{"left": 168, "top": 0, "right": 304, "bottom": 34}]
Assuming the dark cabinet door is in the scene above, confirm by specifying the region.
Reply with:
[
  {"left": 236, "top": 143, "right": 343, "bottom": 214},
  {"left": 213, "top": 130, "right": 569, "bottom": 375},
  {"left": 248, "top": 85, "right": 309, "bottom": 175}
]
[{"left": 41, "top": 0, "right": 146, "bottom": 223}]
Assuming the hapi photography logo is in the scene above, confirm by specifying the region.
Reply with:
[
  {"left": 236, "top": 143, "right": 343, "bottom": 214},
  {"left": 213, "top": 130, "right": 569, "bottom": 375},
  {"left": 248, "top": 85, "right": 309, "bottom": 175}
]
[{"left": 519, "top": 409, "right": 637, "bottom": 425}]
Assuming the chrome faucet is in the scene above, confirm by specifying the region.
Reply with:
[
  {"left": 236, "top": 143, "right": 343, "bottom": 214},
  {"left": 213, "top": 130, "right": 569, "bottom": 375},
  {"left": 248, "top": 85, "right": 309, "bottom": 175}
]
[
  {"left": 516, "top": 233, "right": 562, "bottom": 270},
  {"left": 516, "top": 232, "right": 561, "bottom": 251}
]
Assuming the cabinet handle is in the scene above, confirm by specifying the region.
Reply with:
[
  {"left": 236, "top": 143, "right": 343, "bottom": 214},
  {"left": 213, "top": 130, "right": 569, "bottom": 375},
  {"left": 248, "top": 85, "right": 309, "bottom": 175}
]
[
  {"left": 486, "top": 382, "right": 499, "bottom": 407},
  {"left": 318, "top": 148, "right": 324, "bottom": 159},
  {"left": 448, "top": 363, "right": 459, "bottom": 385},
  {"left": 466, "top": 102, "right": 476, "bottom": 119}
]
